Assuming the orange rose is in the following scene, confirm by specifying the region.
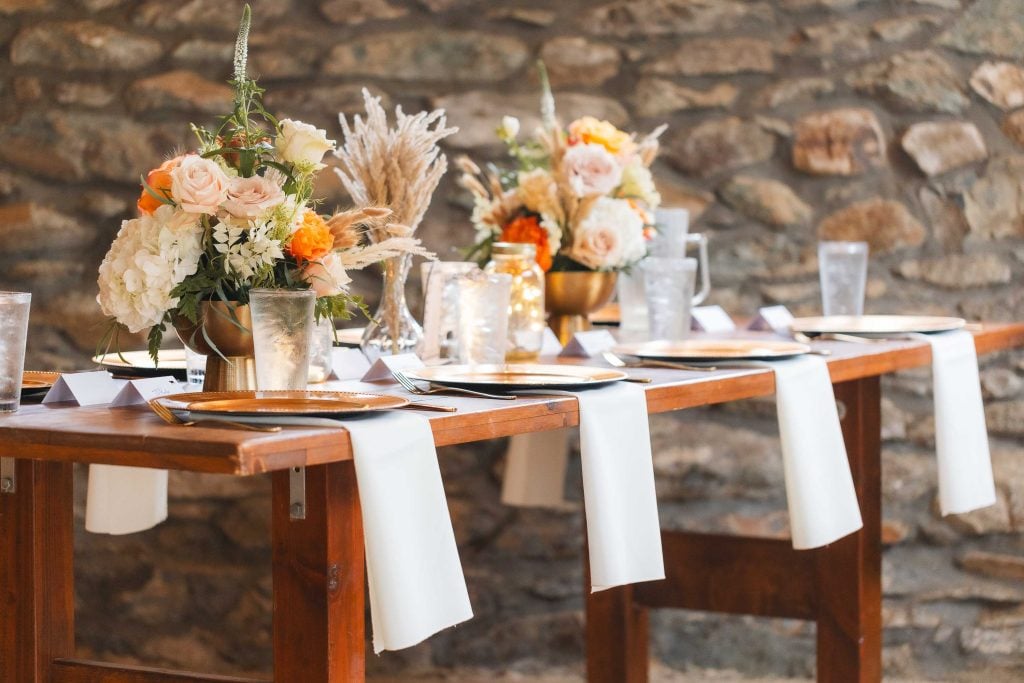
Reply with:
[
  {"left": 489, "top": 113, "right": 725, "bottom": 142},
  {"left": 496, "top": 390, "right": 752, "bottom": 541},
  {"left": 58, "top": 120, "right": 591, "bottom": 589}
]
[
  {"left": 137, "top": 156, "right": 182, "bottom": 215},
  {"left": 501, "top": 214, "right": 553, "bottom": 272},
  {"left": 567, "top": 116, "right": 635, "bottom": 156},
  {"left": 288, "top": 210, "right": 334, "bottom": 263}
]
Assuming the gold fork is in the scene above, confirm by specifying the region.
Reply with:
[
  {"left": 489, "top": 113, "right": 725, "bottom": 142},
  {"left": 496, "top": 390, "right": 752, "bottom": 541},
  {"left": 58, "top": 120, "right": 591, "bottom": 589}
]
[{"left": 147, "top": 400, "right": 282, "bottom": 433}]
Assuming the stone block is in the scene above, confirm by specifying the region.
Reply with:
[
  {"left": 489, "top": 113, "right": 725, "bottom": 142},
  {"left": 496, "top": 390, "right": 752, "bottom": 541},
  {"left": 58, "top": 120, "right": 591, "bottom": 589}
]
[{"left": 792, "top": 108, "right": 886, "bottom": 176}]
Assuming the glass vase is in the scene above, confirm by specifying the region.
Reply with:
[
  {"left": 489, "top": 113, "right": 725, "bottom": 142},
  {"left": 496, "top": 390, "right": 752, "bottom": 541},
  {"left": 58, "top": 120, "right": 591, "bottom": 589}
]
[{"left": 361, "top": 254, "right": 423, "bottom": 360}]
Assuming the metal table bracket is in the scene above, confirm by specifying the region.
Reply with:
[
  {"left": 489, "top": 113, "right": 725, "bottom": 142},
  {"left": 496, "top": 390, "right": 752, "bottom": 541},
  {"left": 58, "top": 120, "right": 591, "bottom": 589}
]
[
  {"left": 0, "top": 458, "right": 15, "bottom": 494},
  {"left": 289, "top": 466, "right": 306, "bottom": 520}
]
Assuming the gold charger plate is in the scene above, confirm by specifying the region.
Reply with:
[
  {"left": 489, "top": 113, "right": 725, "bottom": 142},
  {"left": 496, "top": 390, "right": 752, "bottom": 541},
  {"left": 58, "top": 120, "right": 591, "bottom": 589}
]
[
  {"left": 158, "top": 390, "right": 409, "bottom": 417},
  {"left": 93, "top": 349, "right": 188, "bottom": 379},
  {"left": 334, "top": 327, "right": 365, "bottom": 347},
  {"left": 790, "top": 315, "right": 965, "bottom": 336},
  {"left": 405, "top": 364, "right": 627, "bottom": 389},
  {"left": 21, "top": 370, "right": 60, "bottom": 395},
  {"left": 614, "top": 339, "right": 811, "bottom": 361}
]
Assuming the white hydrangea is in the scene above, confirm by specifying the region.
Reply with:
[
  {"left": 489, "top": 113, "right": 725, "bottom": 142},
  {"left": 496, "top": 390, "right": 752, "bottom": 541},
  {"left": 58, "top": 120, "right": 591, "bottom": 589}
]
[
  {"left": 97, "top": 205, "right": 204, "bottom": 333},
  {"left": 213, "top": 219, "right": 284, "bottom": 281}
]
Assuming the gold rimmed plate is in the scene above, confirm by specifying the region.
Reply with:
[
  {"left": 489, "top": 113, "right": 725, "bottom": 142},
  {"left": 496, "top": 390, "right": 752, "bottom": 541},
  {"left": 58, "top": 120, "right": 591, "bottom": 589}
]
[
  {"left": 21, "top": 370, "right": 60, "bottom": 396},
  {"left": 614, "top": 339, "right": 811, "bottom": 361},
  {"left": 93, "top": 349, "right": 188, "bottom": 380},
  {"left": 333, "top": 327, "right": 365, "bottom": 347},
  {"left": 405, "top": 364, "right": 628, "bottom": 390},
  {"left": 790, "top": 315, "right": 966, "bottom": 336},
  {"left": 157, "top": 390, "right": 409, "bottom": 417}
]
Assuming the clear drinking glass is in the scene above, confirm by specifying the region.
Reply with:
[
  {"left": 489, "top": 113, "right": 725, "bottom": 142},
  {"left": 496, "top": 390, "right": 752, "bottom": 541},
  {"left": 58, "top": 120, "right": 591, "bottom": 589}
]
[
  {"left": 617, "top": 271, "right": 649, "bottom": 336},
  {"left": 0, "top": 292, "right": 31, "bottom": 413},
  {"left": 642, "top": 257, "right": 697, "bottom": 341},
  {"left": 456, "top": 271, "right": 512, "bottom": 365},
  {"left": 307, "top": 317, "right": 335, "bottom": 384},
  {"left": 250, "top": 289, "right": 316, "bottom": 390},
  {"left": 184, "top": 346, "right": 206, "bottom": 388},
  {"left": 420, "top": 261, "right": 479, "bottom": 362},
  {"left": 818, "top": 241, "right": 869, "bottom": 316}
]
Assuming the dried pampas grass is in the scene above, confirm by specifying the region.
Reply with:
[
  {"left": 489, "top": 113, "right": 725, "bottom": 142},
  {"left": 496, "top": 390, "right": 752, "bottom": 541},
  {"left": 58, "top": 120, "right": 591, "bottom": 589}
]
[{"left": 334, "top": 89, "right": 457, "bottom": 243}]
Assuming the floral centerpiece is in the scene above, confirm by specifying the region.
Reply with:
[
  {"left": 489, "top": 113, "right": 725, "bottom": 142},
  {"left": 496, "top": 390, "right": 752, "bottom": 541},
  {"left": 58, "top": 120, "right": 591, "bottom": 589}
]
[
  {"left": 459, "top": 65, "right": 665, "bottom": 274},
  {"left": 96, "top": 5, "right": 429, "bottom": 366}
]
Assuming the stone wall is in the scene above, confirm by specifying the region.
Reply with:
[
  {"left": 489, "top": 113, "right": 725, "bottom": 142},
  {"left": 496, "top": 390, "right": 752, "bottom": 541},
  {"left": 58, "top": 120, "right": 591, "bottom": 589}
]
[{"left": 2, "top": 0, "right": 1024, "bottom": 679}]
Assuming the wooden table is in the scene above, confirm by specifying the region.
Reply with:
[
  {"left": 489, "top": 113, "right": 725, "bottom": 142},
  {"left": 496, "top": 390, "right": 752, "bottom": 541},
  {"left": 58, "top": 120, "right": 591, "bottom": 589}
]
[{"left": 1, "top": 323, "right": 1022, "bottom": 683}]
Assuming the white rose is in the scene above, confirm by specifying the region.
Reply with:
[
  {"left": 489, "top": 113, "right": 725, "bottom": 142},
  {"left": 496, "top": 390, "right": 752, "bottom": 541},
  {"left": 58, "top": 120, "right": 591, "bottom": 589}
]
[
  {"left": 568, "top": 197, "right": 646, "bottom": 270},
  {"left": 302, "top": 252, "right": 352, "bottom": 297},
  {"left": 562, "top": 143, "right": 623, "bottom": 197},
  {"left": 170, "top": 155, "right": 230, "bottom": 215},
  {"left": 221, "top": 174, "right": 286, "bottom": 220},
  {"left": 276, "top": 119, "right": 335, "bottom": 170}
]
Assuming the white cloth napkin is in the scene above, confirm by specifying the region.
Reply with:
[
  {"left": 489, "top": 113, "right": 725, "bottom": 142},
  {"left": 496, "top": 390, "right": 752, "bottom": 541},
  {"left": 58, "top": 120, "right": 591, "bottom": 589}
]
[
  {"left": 216, "top": 411, "right": 473, "bottom": 652},
  {"left": 85, "top": 465, "right": 168, "bottom": 535},
  {"left": 564, "top": 382, "right": 665, "bottom": 591},
  {"left": 918, "top": 330, "right": 996, "bottom": 515},
  {"left": 500, "top": 430, "right": 571, "bottom": 507},
  {"left": 772, "top": 356, "right": 863, "bottom": 549}
]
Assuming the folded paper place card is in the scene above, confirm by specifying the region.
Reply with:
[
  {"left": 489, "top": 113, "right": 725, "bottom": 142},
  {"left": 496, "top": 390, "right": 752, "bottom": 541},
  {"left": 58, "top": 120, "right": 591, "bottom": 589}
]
[
  {"left": 540, "top": 327, "right": 564, "bottom": 356},
  {"left": 559, "top": 329, "right": 617, "bottom": 358},
  {"left": 332, "top": 347, "right": 371, "bottom": 380},
  {"left": 111, "top": 376, "right": 186, "bottom": 407},
  {"left": 43, "top": 371, "right": 126, "bottom": 406},
  {"left": 691, "top": 305, "right": 736, "bottom": 333},
  {"left": 749, "top": 305, "right": 795, "bottom": 335},
  {"left": 361, "top": 353, "right": 425, "bottom": 382}
]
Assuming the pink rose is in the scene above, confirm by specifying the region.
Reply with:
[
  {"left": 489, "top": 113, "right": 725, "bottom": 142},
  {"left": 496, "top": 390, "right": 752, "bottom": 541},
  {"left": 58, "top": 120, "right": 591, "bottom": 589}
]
[
  {"left": 569, "top": 197, "right": 646, "bottom": 270},
  {"left": 169, "top": 155, "right": 230, "bottom": 214},
  {"left": 222, "top": 174, "right": 286, "bottom": 219},
  {"left": 302, "top": 252, "right": 351, "bottom": 297},
  {"left": 563, "top": 143, "right": 623, "bottom": 197}
]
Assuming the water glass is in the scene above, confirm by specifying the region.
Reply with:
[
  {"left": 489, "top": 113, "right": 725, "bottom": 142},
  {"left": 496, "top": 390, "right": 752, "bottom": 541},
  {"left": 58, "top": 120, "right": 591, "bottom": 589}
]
[
  {"left": 456, "top": 271, "right": 512, "bottom": 365},
  {"left": 650, "top": 208, "right": 690, "bottom": 257},
  {"left": 308, "top": 317, "right": 335, "bottom": 384},
  {"left": 642, "top": 257, "right": 697, "bottom": 341},
  {"left": 818, "top": 241, "right": 869, "bottom": 316},
  {"left": 0, "top": 292, "right": 31, "bottom": 413},
  {"left": 420, "top": 261, "right": 479, "bottom": 361},
  {"left": 250, "top": 289, "right": 316, "bottom": 390},
  {"left": 184, "top": 347, "right": 206, "bottom": 388},
  {"left": 617, "top": 270, "right": 649, "bottom": 336}
]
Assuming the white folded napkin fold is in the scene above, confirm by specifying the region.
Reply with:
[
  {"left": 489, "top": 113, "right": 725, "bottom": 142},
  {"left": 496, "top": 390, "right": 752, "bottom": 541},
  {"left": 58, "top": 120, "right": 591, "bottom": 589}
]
[
  {"left": 86, "top": 465, "right": 168, "bottom": 535},
  {"left": 917, "top": 330, "right": 996, "bottom": 515},
  {"left": 210, "top": 411, "right": 473, "bottom": 652},
  {"left": 500, "top": 430, "right": 571, "bottom": 507},
  {"left": 772, "top": 356, "right": 863, "bottom": 549}
]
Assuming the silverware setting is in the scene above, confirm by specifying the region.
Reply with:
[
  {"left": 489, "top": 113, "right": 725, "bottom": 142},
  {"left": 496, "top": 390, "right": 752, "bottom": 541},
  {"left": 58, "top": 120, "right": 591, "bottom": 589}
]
[
  {"left": 147, "top": 400, "right": 283, "bottom": 432},
  {"left": 792, "top": 331, "right": 907, "bottom": 345},
  {"left": 398, "top": 402, "right": 458, "bottom": 412},
  {"left": 601, "top": 350, "right": 718, "bottom": 372},
  {"left": 390, "top": 369, "right": 517, "bottom": 401}
]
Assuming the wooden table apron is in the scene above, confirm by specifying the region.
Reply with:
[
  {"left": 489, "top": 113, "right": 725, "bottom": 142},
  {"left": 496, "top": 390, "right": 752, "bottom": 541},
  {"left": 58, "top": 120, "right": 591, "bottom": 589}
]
[{"left": 0, "top": 324, "right": 1021, "bottom": 683}]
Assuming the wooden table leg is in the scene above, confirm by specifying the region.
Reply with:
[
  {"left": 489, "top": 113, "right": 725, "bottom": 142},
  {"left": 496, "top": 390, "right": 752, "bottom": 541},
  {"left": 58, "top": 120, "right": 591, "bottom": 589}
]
[
  {"left": 584, "top": 539, "right": 649, "bottom": 683},
  {"left": 815, "top": 377, "right": 882, "bottom": 681},
  {"left": 0, "top": 459, "right": 75, "bottom": 682},
  {"left": 272, "top": 461, "right": 365, "bottom": 682}
]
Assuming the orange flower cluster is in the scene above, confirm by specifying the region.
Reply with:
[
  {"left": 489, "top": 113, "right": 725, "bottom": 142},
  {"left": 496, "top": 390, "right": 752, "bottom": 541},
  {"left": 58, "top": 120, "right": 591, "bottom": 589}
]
[
  {"left": 288, "top": 210, "right": 333, "bottom": 263},
  {"left": 567, "top": 116, "right": 634, "bottom": 156},
  {"left": 501, "top": 214, "right": 552, "bottom": 271},
  {"left": 137, "top": 156, "right": 182, "bottom": 215}
]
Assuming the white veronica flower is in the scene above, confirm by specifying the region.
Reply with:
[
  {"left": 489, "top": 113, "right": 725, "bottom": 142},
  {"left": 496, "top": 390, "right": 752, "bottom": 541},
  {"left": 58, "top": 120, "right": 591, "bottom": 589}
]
[
  {"left": 568, "top": 197, "right": 646, "bottom": 270},
  {"left": 97, "top": 205, "right": 203, "bottom": 332},
  {"left": 213, "top": 220, "right": 284, "bottom": 281}
]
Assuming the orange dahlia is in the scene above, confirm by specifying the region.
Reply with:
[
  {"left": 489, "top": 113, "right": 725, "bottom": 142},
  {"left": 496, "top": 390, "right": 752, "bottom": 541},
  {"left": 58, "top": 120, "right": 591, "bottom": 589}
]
[
  {"left": 501, "top": 214, "right": 552, "bottom": 272},
  {"left": 288, "top": 210, "right": 334, "bottom": 263},
  {"left": 137, "top": 156, "right": 182, "bottom": 215}
]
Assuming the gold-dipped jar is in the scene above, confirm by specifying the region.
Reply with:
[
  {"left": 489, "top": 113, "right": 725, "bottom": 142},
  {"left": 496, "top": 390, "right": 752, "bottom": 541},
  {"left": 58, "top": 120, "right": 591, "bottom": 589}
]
[{"left": 485, "top": 242, "right": 545, "bottom": 362}]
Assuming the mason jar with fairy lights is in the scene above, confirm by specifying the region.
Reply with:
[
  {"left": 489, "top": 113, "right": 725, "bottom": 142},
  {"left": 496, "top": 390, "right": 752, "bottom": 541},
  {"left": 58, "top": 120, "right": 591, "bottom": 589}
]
[{"left": 484, "top": 242, "right": 545, "bottom": 361}]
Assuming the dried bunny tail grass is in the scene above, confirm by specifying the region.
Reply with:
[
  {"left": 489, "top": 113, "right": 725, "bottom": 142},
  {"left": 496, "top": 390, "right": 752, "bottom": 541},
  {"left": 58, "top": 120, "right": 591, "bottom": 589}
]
[
  {"left": 386, "top": 222, "right": 413, "bottom": 238},
  {"left": 637, "top": 124, "right": 667, "bottom": 167},
  {"left": 339, "top": 237, "right": 436, "bottom": 271},
  {"left": 458, "top": 172, "right": 490, "bottom": 199},
  {"left": 326, "top": 207, "right": 392, "bottom": 250},
  {"left": 455, "top": 155, "right": 481, "bottom": 176},
  {"left": 334, "top": 89, "right": 458, "bottom": 243}
]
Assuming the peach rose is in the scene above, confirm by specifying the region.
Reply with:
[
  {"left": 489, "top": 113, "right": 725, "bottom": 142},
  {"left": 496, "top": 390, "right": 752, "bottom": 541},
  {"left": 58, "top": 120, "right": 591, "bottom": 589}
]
[
  {"left": 568, "top": 197, "right": 646, "bottom": 270},
  {"left": 222, "top": 174, "right": 286, "bottom": 220},
  {"left": 169, "top": 155, "right": 230, "bottom": 215},
  {"left": 302, "top": 252, "right": 352, "bottom": 297},
  {"left": 137, "top": 156, "right": 183, "bottom": 215},
  {"left": 563, "top": 143, "right": 623, "bottom": 197}
]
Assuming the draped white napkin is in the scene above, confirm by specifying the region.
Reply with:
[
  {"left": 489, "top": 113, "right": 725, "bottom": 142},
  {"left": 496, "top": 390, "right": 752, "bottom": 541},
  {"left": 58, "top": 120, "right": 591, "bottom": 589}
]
[
  {"left": 500, "top": 430, "right": 570, "bottom": 507},
  {"left": 86, "top": 465, "right": 168, "bottom": 535},
  {"left": 772, "top": 356, "right": 863, "bottom": 549},
  {"left": 212, "top": 411, "right": 473, "bottom": 652},
  {"left": 918, "top": 330, "right": 996, "bottom": 515}
]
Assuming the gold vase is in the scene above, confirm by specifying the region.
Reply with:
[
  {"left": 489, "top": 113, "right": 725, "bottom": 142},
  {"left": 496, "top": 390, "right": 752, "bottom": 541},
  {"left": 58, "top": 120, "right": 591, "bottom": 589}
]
[
  {"left": 545, "top": 271, "right": 618, "bottom": 346},
  {"left": 172, "top": 302, "right": 256, "bottom": 391}
]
